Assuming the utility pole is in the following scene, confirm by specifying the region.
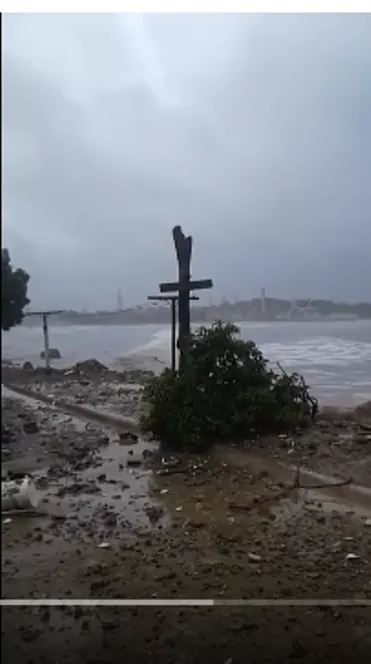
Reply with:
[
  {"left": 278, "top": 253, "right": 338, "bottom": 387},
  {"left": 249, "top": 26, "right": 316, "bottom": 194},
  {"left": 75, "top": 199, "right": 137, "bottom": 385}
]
[
  {"left": 24, "top": 310, "right": 64, "bottom": 373},
  {"left": 147, "top": 295, "right": 199, "bottom": 372},
  {"left": 117, "top": 287, "right": 123, "bottom": 311}
]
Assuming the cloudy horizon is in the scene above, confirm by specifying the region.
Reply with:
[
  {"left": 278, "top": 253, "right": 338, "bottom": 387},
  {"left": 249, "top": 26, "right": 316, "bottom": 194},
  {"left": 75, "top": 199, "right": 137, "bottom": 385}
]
[{"left": 2, "top": 12, "right": 371, "bottom": 310}]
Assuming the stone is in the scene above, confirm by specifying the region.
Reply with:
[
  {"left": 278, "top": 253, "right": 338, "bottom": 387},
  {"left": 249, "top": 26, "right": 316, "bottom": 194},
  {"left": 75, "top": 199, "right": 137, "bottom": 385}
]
[
  {"left": 23, "top": 420, "right": 39, "bottom": 434},
  {"left": 119, "top": 431, "right": 139, "bottom": 444},
  {"left": 127, "top": 457, "right": 143, "bottom": 467}
]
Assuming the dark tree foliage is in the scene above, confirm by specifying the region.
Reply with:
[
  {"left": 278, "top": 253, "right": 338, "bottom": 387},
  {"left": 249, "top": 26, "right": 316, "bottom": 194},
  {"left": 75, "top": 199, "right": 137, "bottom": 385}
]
[
  {"left": 141, "top": 321, "right": 317, "bottom": 451},
  {"left": 1, "top": 248, "right": 30, "bottom": 331}
]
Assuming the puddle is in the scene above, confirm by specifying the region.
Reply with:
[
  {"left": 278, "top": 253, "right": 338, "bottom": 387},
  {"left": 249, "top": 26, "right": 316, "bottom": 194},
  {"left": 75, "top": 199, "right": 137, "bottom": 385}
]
[
  {"left": 2, "top": 386, "right": 166, "bottom": 532},
  {"left": 4, "top": 386, "right": 371, "bottom": 536},
  {"left": 29, "top": 437, "right": 166, "bottom": 532}
]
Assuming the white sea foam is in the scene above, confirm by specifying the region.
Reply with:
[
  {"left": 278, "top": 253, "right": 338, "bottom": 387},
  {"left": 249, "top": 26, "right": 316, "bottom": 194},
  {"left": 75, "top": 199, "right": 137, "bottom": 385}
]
[
  {"left": 119, "top": 327, "right": 171, "bottom": 373},
  {"left": 261, "top": 337, "right": 371, "bottom": 368},
  {"left": 3, "top": 320, "right": 371, "bottom": 404}
]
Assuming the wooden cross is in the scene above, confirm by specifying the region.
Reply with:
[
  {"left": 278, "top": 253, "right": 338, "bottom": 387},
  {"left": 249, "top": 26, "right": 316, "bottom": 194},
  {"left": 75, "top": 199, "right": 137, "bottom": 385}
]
[{"left": 159, "top": 226, "right": 213, "bottom": 368}]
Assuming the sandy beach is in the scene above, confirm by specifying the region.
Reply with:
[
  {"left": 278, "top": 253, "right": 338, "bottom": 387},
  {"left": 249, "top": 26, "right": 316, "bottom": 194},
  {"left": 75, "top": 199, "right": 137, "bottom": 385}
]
[{"left": 2, "top": 363, "right": 371, "bottom": 663}]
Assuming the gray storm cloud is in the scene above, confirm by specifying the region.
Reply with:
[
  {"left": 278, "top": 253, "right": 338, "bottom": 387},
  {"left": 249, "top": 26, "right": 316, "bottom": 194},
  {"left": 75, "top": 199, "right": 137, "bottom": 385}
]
[{"left": 2, "top": 13, "right": 371, "bottom": 310}]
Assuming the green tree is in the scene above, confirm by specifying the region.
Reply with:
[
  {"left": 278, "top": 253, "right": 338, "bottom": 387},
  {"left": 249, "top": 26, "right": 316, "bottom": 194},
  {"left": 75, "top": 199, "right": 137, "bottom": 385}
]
[
  {"left": 141, "top": 321, "right": 317, "bottom": 451},
  {"left": 1, "top": 248, "right": 30, "bottom": 331}
]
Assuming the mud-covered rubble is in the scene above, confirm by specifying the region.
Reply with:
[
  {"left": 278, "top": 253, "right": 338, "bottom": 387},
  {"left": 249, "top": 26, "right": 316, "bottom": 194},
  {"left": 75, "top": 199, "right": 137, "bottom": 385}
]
[
  {"left": 2, "top": 385, "right": 371, "bottom": 663},
  {"left": 3, "top": 373, "right": 146, "bottom": 421},
  {"left": 1, "top": 395, "right": 160, "bottom": 540},
  {"left": 3, "top": 357, "right": 155, "bottom": 385},
  {"left": 248, "top": 408, "right": 371, "bottom": 486}
]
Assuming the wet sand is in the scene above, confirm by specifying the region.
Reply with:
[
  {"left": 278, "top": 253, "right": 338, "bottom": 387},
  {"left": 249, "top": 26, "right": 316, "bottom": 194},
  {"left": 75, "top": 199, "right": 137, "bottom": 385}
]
[{"left": 2, "top": 368, "right": 371, "bottom": 663}]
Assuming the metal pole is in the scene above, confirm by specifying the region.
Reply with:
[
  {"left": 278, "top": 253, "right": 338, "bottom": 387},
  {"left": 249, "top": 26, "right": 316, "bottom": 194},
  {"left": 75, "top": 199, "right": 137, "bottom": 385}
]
[
  {"left": 170, "top": 298, "right": 176, "bottom": 372},
  {"left": 147, "top": 295, "right": 199, "bottom": 373},
  {"left": 42, "top": 313, "right": 50, "bottom": 373}
]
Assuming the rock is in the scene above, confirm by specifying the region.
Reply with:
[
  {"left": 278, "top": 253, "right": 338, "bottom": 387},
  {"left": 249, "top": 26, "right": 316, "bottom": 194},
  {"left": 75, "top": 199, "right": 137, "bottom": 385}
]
[
  {"left": 40, "top": 348, "right": 61, "bottom": 359},
  {"left": 142, "top": 448, "right": 154, "bottom": 459},
  {"left": 104, "top": 513, "right": 117, "bottom": 527},
  {"left": 145, "top": 506, "right": 164, "bottom": 524},
  {"left": 2, "top": 424, "right": 15, "bottom": 443},
  {"left": 186, "top": 516, "right": 208, "bottom": 529},
  {"left": 307, "top": 439, "right": 319, "bottom": 451},
  {"left": 127, "top": 457, "right": 143, "bottom": 467},
  {"left": 74, "top": 359, "right": 108, "bottom": 374},
  {"left": 358, "top": 422, "right": 371, "bottom": 433},
  {"left": 119, "top": 431, "right": 139, "bottom": 444},
  {"left": 352, "top": 432, "right": 371, "bottom": 445},
  {"left": 23, "top": 420, "right": 39, "bottom": 434}
]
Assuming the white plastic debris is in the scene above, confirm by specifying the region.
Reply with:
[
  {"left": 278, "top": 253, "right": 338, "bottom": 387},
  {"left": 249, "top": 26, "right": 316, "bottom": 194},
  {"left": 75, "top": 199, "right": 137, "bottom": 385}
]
[
  {"left": 248, "top": 553, "right": 262, "bottom": 562},
  {"left": 2, "top": 476, "right": 39, "bottom": 512},
  {"left": 175, "top": 506, "right": 183, "bottom": 512},
  {"left": 345, "top": 553, "right": 359, "bottom": 560},
  {"left": 160, "top": 489, "right": 169, "bottom": 495},
  {"left": 98, "top": 542, "right": 111, "bottom": 549},
  {"left": 2, "top": 518, "right": 12, "bottom": 525},
  {"left": 364, "top": 518, "right": 371, "bottom": 527}
]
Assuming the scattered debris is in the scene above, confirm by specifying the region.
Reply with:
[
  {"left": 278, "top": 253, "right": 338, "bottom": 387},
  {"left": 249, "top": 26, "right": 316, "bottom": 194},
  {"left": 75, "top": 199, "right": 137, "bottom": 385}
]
[
  {"left": 74, "top": 359, "right": 108, "bottom": 374},
  {"left": 248, "top": 553, "right": 262, "bottom": 563},
  {"left": 23, "top": 420, "right": 39, "bottom": 434},
  {"left": 127, "top": 457, "right": 143, "bottom": 468},
  {"left": 2, "top": 476, "right": 39, "bottom": 511},
  {"left": 119, "top": 431, "right": 139, "bottom": 444}
]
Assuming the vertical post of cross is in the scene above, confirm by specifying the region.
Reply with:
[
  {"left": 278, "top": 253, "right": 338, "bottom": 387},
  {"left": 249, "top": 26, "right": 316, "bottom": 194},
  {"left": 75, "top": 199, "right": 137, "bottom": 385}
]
[
  {"left": 159, "top": 227, "right": 213, "bottom": 372},
  {"left": 172, "top": 225, "right": 192, "bottom": 367}
]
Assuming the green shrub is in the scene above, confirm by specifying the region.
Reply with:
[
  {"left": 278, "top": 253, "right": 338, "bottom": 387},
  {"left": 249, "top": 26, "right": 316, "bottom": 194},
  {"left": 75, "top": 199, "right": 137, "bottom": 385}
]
[{"left": 140, "top": 321, "right": 317, "bottom": 451}]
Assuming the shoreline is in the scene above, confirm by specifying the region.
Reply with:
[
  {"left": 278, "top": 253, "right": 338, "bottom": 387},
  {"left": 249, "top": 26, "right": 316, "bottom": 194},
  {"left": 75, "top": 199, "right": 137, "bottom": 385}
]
[{"left": 17, "top": 316, "right": 371, "bottom": 329}]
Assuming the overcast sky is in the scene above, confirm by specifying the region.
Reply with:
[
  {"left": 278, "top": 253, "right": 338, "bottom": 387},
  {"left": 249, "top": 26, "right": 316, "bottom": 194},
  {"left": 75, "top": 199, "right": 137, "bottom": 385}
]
[{"left": 2, "top": 13, "right": 371, "bottom": 310}]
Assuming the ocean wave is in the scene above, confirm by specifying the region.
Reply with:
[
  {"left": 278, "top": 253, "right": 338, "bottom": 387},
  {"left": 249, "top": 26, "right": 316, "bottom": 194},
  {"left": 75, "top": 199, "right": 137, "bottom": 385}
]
[{"left": 261, "top": 337, "right": 371, "bottom": 367}]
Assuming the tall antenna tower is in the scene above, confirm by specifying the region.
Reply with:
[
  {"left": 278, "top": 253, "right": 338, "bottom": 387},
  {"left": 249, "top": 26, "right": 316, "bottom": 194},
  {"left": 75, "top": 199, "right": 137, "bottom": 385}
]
[
  {"left": 260, "top": 287, "right": 266, "bottom": 316},
  {"left": 117, "top": 287, "right": 123, "bottom": 311}
]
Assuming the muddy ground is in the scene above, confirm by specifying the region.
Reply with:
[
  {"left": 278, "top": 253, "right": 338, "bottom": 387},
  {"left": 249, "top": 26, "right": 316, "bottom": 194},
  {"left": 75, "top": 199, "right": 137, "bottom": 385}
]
[{"left": 2, "top": 367, "right": 371, "bottom": 663}]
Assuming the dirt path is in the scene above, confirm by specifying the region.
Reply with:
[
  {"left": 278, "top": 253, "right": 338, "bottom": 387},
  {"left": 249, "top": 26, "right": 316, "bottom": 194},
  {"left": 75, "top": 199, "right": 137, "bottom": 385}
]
[{"left": 2, "top": 379, "right": 371, "bottom": 663}]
